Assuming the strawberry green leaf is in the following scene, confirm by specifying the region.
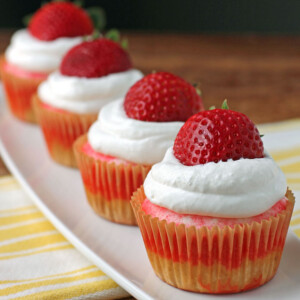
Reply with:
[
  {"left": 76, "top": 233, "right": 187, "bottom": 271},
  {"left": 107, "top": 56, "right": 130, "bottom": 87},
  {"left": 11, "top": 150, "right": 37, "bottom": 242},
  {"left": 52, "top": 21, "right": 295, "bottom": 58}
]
[
  {"left": 221, "top": 99, "right": 229, "bottom": 109},
  {"left": 209, "top": 106, "right": 216, "bottom": 110},
  {"left": 92, "top": 30, "right": 101, "bottom": 40},
  {"left": 105, "top": 29, "right": 129, "bottom": 50},
  {"left": 74, "top": 0, "right": 84, "bottom": 7},
  {"left": 105, "top": 29, "right": 120, "bottom": 42},
  {"left": 82, "top": 30, "right": 102, "bottom": 41},
  {"left": 22, "top": 13, "right": 33, "bottom": 26},
  {"left": 192, "top": 83, "right": 202, "bottom": 96},
  {"left": 121, "top": 38, "right": 129, "bottom": 50},
  {"left": 196, "top": 88, "right": 202, "bottom": 96},
  {"left": 86, "top": 7, "right": 106, "bottom": 31},
  {"left": 260, "top": 134, "right": 264, "bottom": 138}
]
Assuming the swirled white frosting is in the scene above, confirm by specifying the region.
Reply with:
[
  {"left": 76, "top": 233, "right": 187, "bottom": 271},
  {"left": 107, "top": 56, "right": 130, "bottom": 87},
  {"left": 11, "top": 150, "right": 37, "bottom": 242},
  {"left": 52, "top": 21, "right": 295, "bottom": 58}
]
[
  {"left": 88, "top": 100, "right": 184, "bottom": 164},
  {"left": 38, "top": 70, "right": 143, "bottom": 113},
  {"left": 5, "top": 29, "right": 83, "bottom": 73},
  {"left": 144, "top": 148, "right": 287, "bottom": 218}
]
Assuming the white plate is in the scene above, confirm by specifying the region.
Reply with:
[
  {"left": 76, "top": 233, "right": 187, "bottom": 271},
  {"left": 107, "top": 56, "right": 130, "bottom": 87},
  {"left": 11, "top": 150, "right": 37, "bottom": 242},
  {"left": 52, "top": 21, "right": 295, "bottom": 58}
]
[{"left": 0, "top": 86, "right": 300, "bottom": 300}]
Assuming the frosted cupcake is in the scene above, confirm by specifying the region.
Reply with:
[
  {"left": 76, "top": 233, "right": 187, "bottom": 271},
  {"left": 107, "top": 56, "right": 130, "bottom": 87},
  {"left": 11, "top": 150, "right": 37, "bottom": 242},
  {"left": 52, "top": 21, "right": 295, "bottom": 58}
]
[
  {"left": 34, "top": 38, "right": 142, "bottom": 167},
  {"left": 74, "top": 71, "right": 204, "bottom": 225},
  {"left": 131, "top": 102, "right": 295, "bottom": 293},
  {"left": 0, "top": 1, "right": 95, "bottom": 123}
]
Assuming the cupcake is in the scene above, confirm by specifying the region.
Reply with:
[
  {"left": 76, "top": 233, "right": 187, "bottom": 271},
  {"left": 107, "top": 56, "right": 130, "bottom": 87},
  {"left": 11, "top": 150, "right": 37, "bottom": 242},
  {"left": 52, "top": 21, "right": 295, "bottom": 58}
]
[
  {"left": 34, "top": 38, "right": 142, "bottom": 167},
  {"left": 74, "top": 71, "right": 204, "bottom": 225},
  {"left": 0, "top": 1, "right": 94, "bottom": 123},
  {"left": 131, "top": 101, "right": 295, "bottom": 293}
]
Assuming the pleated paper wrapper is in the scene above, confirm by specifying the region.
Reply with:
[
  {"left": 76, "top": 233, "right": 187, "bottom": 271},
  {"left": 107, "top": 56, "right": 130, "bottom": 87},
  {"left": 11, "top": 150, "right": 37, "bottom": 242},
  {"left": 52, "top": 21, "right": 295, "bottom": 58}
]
[
  {"left": 0, "top": 57, "right": 47, "bottom": 123},
  {"left": 131, "top": 186, "right": 295, "bottom": 294},
  {"left": 74, "top": 135, "right": 152, "bottom": 225},
  {"left": 33, "top": 95, "right": 97, "bottom": 168}
]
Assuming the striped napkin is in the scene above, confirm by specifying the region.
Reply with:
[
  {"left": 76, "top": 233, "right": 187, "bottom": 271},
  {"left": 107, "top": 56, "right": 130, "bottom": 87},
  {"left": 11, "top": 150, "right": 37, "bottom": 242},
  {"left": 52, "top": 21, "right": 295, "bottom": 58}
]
[
  {"left": 257, "top": 119, "right": 300, "bottom": 235},
  {"left": 0, "top": 176, "right": 129, "bottom": 299},
  {"left": 0, "top": 119, "right": 299, "bottom": 299}
]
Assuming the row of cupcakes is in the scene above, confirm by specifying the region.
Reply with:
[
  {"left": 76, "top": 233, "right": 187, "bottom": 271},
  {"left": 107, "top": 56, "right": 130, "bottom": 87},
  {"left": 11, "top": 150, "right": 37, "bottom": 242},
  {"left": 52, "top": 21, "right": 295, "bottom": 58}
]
[{"left": 0, "top": 1, "right": 295, "bottom": 294}]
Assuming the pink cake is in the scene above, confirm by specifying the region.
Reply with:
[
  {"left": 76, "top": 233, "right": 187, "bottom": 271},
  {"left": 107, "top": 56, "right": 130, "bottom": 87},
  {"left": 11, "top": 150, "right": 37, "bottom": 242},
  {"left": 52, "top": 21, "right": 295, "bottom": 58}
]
[{"left": 142, "top": 197, "right": 288, "bottom": 229}]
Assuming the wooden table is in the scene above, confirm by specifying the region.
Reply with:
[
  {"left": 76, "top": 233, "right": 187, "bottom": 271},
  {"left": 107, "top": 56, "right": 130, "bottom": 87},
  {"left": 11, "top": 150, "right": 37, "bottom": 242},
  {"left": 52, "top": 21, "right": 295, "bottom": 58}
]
[{"left": 1, "top": 30, "right": 300, "bottom": 174}]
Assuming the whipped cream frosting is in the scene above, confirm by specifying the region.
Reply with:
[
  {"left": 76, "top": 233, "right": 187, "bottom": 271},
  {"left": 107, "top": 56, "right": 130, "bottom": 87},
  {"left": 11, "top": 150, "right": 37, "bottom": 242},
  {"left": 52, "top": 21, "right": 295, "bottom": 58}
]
[
  {"left": 38, "top": 69, "right": 143, "bottom": 113},
  {"left": 88, "top": 100, "right": 184, "bottom": 164},
  {"left": 5, "top": 29, "right": 83, "bottom": 73},
  {"left": 144, "top": 148, "right": 287, "bottom": 218}
]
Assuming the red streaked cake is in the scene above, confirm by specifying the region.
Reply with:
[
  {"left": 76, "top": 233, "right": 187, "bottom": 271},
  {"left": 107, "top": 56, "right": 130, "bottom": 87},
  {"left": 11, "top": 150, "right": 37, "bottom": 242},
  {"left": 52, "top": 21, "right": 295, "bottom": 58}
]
[
  {"left": 132, "top": 188, "right": 294, "bottom": 294},
  {"left": 74, "top": 135, "right": 151, "bottom": 225}
]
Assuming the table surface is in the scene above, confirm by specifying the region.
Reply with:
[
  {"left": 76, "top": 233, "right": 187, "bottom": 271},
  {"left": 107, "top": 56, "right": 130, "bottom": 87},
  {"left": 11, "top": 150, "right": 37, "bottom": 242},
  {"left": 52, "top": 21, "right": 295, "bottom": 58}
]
[{"left": 0, "top": 30, "right": 299, "bottom": 171}]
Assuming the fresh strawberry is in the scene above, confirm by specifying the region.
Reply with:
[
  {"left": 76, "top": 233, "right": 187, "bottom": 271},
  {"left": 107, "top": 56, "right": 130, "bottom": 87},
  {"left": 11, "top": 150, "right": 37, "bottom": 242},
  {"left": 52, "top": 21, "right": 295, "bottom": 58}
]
[
  {"left": 29, "top": 2, "right": 93, "bottom": 41},
  {"left": 60, "top": 38, "right": 132, "bottom": 78},
  {"left": 173, "top": 102, "right": 264, "bottom": 165},
  {"left": 124, "top": 72, "right": 204, "bottom": 122}
]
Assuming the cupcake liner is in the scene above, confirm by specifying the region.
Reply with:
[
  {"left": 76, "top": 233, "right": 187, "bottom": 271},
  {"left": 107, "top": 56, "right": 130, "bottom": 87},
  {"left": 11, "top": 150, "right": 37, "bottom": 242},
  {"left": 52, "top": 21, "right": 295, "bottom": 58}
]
[
  {"left": 0, "top": 57, "right": 47, "bottom": 123},
  {"left": 131, "top": 187, "right": 295, "bottom": 293},
  {"left": 33, "top": 95, "right": 97, "bottom": 168},
  {"left": 74, "top": 135, "right": 151, "bottom": 225}
]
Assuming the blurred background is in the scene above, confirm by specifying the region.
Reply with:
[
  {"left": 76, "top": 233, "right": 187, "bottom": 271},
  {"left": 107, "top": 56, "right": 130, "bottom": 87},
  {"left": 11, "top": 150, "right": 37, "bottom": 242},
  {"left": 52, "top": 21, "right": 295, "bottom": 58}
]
[
  {"left": 0, "top": 0, "right": 299, "bottom": 123},
  {"left": 0, "top": 0, "right": 300, "bottom": 33}
]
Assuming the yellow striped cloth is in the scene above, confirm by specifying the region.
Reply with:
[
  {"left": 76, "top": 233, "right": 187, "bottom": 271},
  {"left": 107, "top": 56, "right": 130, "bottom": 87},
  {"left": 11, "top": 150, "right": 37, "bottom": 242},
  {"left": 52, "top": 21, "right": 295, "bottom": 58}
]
[
  {"left": 0, "top": 119, "right": 299, "bottom": 299},
  {"left": 0, "top": 177, "right": 129, "bottom": 299},
  {"left": 257, "top": 119, "right": 300, "bottom": 237}
]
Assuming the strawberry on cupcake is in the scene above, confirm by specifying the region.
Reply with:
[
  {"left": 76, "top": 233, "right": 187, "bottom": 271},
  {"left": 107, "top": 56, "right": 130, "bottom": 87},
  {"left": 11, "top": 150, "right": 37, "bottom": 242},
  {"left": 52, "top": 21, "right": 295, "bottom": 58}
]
[
  {"left": 131, "top": 101, "right": 295, "bottom": 293},
  {"left": 34, "top": 37, "right": 142, "bottom": 167},
  {"left": 74, "top": 71, "right": 204, "bottom": 225},
  {"left": 0, "top": 1, "right": 97, "bottom": 123}
]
